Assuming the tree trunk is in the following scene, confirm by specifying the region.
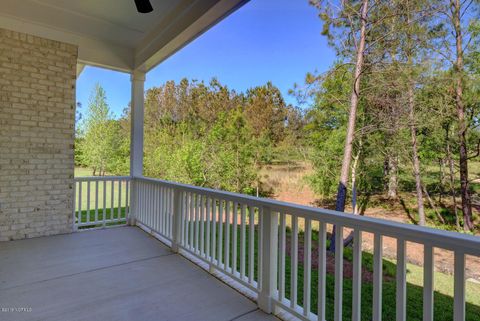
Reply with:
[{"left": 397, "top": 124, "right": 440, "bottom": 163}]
[
  {"left": 452, "top": 0, "right": 474, "bottom": 231},
  {"left": 351, "top": 149, "right": 361, "bottom": 214},
  {"left": 408, "top": 84, "right": 425, "bottom": 225},
  {"left": 387, "top": 155, "right": 398, "bottom": 199},
  {"left": 439, "top": 159, "right": 444, "bottom": 203},
  {"left": 330, "top": 0, "right": 369, "bottom": 252},
  {"left": 422, "top": 184, "right": 446, "bottom": 225},
  {"left": 446, "top": 125, "right": 461, "bottom": 229},
  {"left": 340, "top": 149, "right": 362, "bottom": 249},
  {"left": 383, "top": 157, "right": 390, "bottom": 192}
]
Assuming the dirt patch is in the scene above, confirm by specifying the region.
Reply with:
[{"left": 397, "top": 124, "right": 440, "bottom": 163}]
[
  {"left": 285, "top": 234, "right": 393, "bottom": 283},
  {"left": 260, "top": 162, "right": 317, "bottom": 206}
]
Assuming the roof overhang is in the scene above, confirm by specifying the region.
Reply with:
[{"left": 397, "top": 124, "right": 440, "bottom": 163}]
[{"left": 0, "top": 0, "right": 248, "bottom": 73}]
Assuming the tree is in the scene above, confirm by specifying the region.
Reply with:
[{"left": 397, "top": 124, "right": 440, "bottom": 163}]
[
  {"left": 301, "top": 64, "right": 351, "bottom": 202},
  {"left": 436, "top": 0, "right": 480, "bottom": 230},
  {"left": 205, "top": 109, "right": 257, "bottom": 193},
  {"left": 304, "top": 0, "right": 472, "bottom": 230},
  {"left": 311, "top": 0, "right": 370, "bottom": 214},
  {"left": 400, "top": 0, "right": 431, "bottom": 225},
  {"left": 78, "top": 84, "right": 115, "bottom": 176},
  {"left": 311, "top": 0, "right": 395, "bottom": 252},
  {"left": 74, "top": 102, "right": 84, "bottom": 167},
  {"left": 376, "top": 0, "right": 439, "bottom": 225},
  {"left": 245, "top": 82, "right": 288, "bottom": 144},
  {"left": 295, "top": 0, "right": 480, "bottom": 232},
  {"left": 139, "top": 78, "right": 291, "bottom": 194}
]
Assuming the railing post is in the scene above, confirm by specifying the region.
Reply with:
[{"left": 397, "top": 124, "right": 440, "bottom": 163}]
[
  {"left": 171, "top": 188, "right": 182, "bottom": 253},
  {"left": 258, "top": 206, "right": 278, "bottom": 314},
  {"left": 128, "top": 178, "right": 138, "bottom": 226}
]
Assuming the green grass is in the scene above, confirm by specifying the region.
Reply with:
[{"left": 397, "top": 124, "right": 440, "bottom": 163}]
[
  {"left": 287, "top": 254, "right": 480, "bottom": 321},
  {"left": 293, "top": 239, "right": 479, "bottom": 320},
  {"left": 74, "top": 167, "right": 128, "bottom": 228},
  {"left": 187, "top": 220, "right": 480, "bottom": 321},
  {"left": 74, "top": 167, "right": 128, "bottom": 215},
  {"left": 74, "top": 167, "right": 95, "bottom": 177},
  {"left": 298, "top": 237, "right": 479, "bottom": 320},
  {"left": 74, "top": 179, "right": 128, "bottom": 212},
  {"left": 75, "top": 207, "right": 127, "bottom": 229},
  {"left": 185, "top": 214, "right": 261, "bottom": 281}
]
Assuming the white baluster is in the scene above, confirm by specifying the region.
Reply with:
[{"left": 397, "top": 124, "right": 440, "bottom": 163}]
[
  {"left": 171, "top": 188, "right": 182, "bottom": 253},
  {"left": 206, "top": 196, "right": 211, "bottom": 258},
  {"left": 352, "top": 229, "right": 362, "bottom": 321},
  {"left": 224, "top": 200, "right": 230, "bottom": 270},
  {"left": 290, "top": 215, "right": 298, "bottom": 309},
  {"left": 278, "top": 212, "right": 286, "bottom": 302},
  {"left": 248, "top": 205, "right": 255, "bottom": 284},
  {"left": 94, "top": 180, "right": 99, "bottom": 223},
  {"left": 303, "top": 218, "right": 312, "bottom": 316},
  {"left": 396, "top": 239, "right": 406, "bottom": 321},
  {"left": 373, "top": 234, "right": 383, "bottom": 321},
  {"left": 318, "top": 222, "right": 326, "bottom": 321},
  {"left": 240, "top": 204, "right": 246, "bottom": 280},
  {"left": 423, "top": 245, "right": 434, "bottom": 321},
  {"left": 102, "top": 180, "right": 107, "bottom": 227},
  {"left": 334, "top": 225, "right": 343, "bottom": 321},
  {"left": 232, "top": 202, "right": 238, "bottom": 274},
  {"left": 454, "top": 251, "right": 465, "bottom": 321}
]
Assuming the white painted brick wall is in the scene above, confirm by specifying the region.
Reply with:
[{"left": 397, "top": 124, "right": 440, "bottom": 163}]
[{"left": 0, "top": 28, "right": 78, "bottom": 241}]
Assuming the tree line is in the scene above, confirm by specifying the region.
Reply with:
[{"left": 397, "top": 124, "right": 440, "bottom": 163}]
[
  {"left": 75, "top": 79, "right": 304, "bottom": 194},
  {"left": 76, "top": 0, "right": 480, "bottom": 233}
]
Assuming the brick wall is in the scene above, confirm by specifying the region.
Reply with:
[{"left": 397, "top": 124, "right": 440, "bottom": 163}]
[{"left": 0, "top": 28, "right": 78, "bottom": 241}]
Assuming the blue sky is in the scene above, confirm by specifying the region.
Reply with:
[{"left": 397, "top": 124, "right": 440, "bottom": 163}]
[{"left": 76, "top": 0, "right": 335, "bottom": 118}]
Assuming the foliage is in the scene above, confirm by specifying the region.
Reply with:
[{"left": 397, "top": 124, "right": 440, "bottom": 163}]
[
  {"left": 76, "top": 84, "right": 129, "bottom": 176},
  {"left": 299, "top": 0, "right": 480, "bottom": 230},
  {"left": 139, "top": 79, "right": 302, "bottom": 194}
]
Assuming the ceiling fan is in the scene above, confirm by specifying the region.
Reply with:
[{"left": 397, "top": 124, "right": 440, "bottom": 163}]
[{"left": 134, "top": 0, "right": 153, "bottom": 13}]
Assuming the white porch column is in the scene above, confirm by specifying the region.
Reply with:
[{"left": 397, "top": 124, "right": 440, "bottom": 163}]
[{"left": 129, "top": 70, "right": 146, "bottom": 225}]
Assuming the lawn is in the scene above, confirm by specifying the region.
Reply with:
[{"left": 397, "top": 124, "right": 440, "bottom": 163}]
[
  {"left": 189, "top": 220, "right": 480, "bottom": 321},
  {"left": 74, "top": 167, "right": 128, "bottom": 215},
  {"left": 75, "top": 207, "right": 127, "bottom": 229},
  {"left": 74, "top": 166, "right": 96, "bottom": 177}
]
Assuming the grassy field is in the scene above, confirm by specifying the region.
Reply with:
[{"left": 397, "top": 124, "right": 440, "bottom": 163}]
[
  {"left": 207, "top": 223, "right": 480, "bottom": 321},
  {"left": 74, "top": 167, "right": 95, "bottom": 177},
  {"left": 76, "top": 207, "right": 127, "bottom": 229},
  {"left": 307, "top": 242, "right": 480, "bottom": 321},
  {"left": 74, "top": 167, "right": 128, "bottom": 214}
]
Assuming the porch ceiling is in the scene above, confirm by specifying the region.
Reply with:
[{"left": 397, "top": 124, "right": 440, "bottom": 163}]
[{"left": 0, "top": 0, "right": 248, "bottom": 72}]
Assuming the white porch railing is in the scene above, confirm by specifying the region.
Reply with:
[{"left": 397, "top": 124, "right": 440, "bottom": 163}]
[
  {"left": 75, "top": 176, "right": 480, "bottom": 321},
  {"left": 73, "top": 176, "right": 131, "bottom": 229}
]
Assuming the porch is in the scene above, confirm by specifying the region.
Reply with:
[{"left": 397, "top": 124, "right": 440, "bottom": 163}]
[
  {"left": 1, "top": 1, "right": 480, "bottom": 320},
  {"left": 0, "top": 225, "right": 276, "bottom": 321},
  {"left": 67, "top": 176, "right": 480, "bottom": 321}
]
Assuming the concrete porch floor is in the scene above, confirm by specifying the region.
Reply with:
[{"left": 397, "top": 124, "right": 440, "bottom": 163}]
[{"left": 0, "top": 226, "right": 278, "bottom": 321}]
